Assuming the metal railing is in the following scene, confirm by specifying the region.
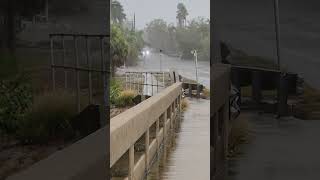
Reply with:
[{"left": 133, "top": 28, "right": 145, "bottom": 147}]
[
  {"left": 49, "top": 33, "right": 109, "bottom": 125},
  {"left": 110, "top": 82, "right": 182, "bottom": 180},
  {"left": 124, "top": 71, "right": 173, "bottom": 96}
]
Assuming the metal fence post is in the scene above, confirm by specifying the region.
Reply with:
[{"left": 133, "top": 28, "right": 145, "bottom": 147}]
[
  {"left": 62, "top": 35, "right": 67, "bottom": 89},
  {"left": 74, "top": 36, "right": 80, "bottom": 112},
  {"left": 100, "top": 37, "right": 107, "bottom": 126},
  {"left": 50, "top": 36, "right": 56, "bottom": 91},
  {"left": 86, "top": 36, "right": 93, "bottom": 104}
]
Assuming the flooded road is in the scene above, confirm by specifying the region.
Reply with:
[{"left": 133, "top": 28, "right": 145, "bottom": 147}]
[
  {"left": 227, "top": 112, "right": 320, "bottom": 180},
  {"left": 125, "top": 52, "right": 210, "bottom": 88},
  {"left": 147, "top": 98, "right": 210, "bottom": 180}
]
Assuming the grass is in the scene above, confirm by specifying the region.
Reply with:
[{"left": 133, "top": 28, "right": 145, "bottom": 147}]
[
  {"left": 228, "top": 113, "right": 251, "bottom": 158},
  {"left": 181, "top": 98, "right": 189, "bottom": 112},
  {"left": 115, "top": 90, "right": 137, "bottom": 107},
  {"left": 16, "top": 90, "right": 77, "bottom": 144}
]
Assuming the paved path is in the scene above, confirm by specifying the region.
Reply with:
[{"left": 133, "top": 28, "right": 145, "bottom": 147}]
[
  {"left": 147, "top": 98, "right": 210, "bottom": 180},
  {"left": 228, "top": 112, "right": 320, "bottom": 180}
]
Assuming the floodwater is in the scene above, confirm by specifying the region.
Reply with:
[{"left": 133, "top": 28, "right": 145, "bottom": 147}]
[
  {"left": 227, "top": 112, "right": 320, "bottom": 180},
  {"left": 147, "top": 98, "right": 210, "bottom": 180},
  {"left": 125, "top": 51, "right": 210, "bottom": 88}
]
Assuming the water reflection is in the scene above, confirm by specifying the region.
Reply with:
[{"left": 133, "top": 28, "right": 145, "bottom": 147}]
[{"left": 147, "top": 98, "right": 210, "bottom": 180}]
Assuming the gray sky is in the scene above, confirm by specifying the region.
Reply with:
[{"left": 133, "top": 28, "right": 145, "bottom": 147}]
[{"left": 118, "top": 0, "right": 210, "bottom": 30}]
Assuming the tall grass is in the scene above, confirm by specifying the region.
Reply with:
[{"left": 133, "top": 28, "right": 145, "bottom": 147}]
[{"left": 16, "top": 91, "right": 77, "bottom": 144}]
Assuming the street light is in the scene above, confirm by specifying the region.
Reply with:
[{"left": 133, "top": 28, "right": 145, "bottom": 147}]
[
  {"left": 159, "top": 49, "right": 163, "bottom": 72},
  {"left": 191, "top": 49, "right": 200, "bottom": 98},
  {"left": 191, "top": 49, "right": 199, "bottom": 84}
]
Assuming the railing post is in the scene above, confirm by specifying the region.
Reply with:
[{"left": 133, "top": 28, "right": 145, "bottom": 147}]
[
  {"left": 145, "top": 128, "right": 150, "bottom": 171},
  {"left": 85, "top": 36, "right": 93, "bottom": 104},
  {"left": 163, "top": 111, "right": 168, "bottom": 140},
  {"left": 74, "top": 36, "right": 80, "bottom": 112},
  {"left": 128, "top": 145, "right": 135, "bottom": 180},
  {"left": 50, "top": 36, "right": 56, "bottom": 91},
  {"left": 62, "top": 36, "right": 68, "bottom": 89},
  {"left": 125, "top": 73, "right": 128, "bottom": 90},
  {"left": 156, "top": 117, "right": 160, "bottom": 149}
]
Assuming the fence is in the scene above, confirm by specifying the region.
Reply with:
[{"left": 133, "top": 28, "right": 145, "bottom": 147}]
[
  {"left": 110, "top": 82, "right": 182, "bottom": 180},
  {"left": 124, "top": 71, "right": 173, "bottom": 96},
  {"left": 211, "top": 64, "right": 231, "bottom": 180},
  {"left": 49, "top": 33, "right": 109, "bottom": 125}
]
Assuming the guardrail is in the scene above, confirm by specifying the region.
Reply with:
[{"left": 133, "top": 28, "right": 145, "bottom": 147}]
[
  {"left": 211, "top": 64, "right": 231, "bottom": 180},
  {"left": 110, "top": 82, "right": 182, "bottom": 180}
]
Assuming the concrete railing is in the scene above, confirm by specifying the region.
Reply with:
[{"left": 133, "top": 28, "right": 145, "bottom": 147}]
[
  {"left": 6, "top": 127, "right": 108, "bottom": 180},
  {"left": 211, "top": 63, "right": 231, "bottom": 179},
  {"left": 110, "top": 82, "right": 182, "bottom": 180}
]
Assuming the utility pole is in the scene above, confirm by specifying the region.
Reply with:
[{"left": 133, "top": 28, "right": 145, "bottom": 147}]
[
  {"left": 273, "top": 0, "right": 281, "bottom": 70},
  {"left": 133, "top": 13, "right": 136, "bottom": 31}
]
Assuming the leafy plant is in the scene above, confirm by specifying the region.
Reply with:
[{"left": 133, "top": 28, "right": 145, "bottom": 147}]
[
  {"left": 110, "top": 79, "right": 122, "bottom": 105},
  {"left": 0, "top": 75, "right": 33, "bottom": 134}
]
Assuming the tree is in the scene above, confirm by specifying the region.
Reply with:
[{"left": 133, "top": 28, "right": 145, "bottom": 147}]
[
  {"left": 176, "top": 3, "right": 188, "bottom": 28},
  {"left": 111, "top": 24, "right": 128, "bottom": 76},
  {"left": 145, "top": 19, "right": 170, "bottom": 51},
  {"left": 175, "top": 17, "right": 210, "bottom": 60},
  {"left": 111, "top": 0, "right": 126, "bottom": 24}
]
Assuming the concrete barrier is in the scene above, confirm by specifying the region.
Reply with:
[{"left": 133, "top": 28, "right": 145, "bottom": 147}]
[
  {"left": 110, "top": 82, "right": 182, "bottom": 180},
  {"left": 6, "top": 127, "right": 108, "bottom": 180},
  {"left": 211, "top": 64, "right": 231, "bottom": 180}
]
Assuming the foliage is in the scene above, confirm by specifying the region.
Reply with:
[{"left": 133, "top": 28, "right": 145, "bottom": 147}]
[
  {"left": 110, "top": 79, "right": 122, "bottom": 105},
  {"left": 16, "top": 91, "right": 77, "bottom": 144},
  {"left": 0, "top": 75, "right": 33, "bottom": 134},
  {"left": 145, "top": 19, "right": 177, "bottom": 52},
  {"left": 115, "top": 90, "right": 136, "bottom": 107},
  {"left": 111, "top": 0, "right": 126, "bottom": 24},
  {"left": 181, "top": 98, "right": 189, "bottom": 112},
  {"left": 111, "top": 24, "right": 129, "bottom": 74},
  {"left": 176, "top": 3, "right": 188, "bottom": 28},
  {"left": 111, "top": 23, "right": 145, "bottom": 74},
  {"left": 175, "top": 17, "right": 210, "bottom": 60}
]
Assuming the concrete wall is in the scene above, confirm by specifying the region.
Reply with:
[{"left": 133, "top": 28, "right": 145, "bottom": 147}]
[
  {"left": 110, "top": 82, "right": 182, "bottom": 180},
  {"left": 211, "top": 64, "right": 231, "bottom": 180},
  {"left": 7, "top": 127, "right": 108, "bottom": 180}
]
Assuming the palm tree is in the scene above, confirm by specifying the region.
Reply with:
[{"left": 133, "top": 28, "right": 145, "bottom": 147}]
[
  {"left": 176, "top": 3, "right": 188, "bottom": 28},
  {"left": 111, "top": 0, "right": 126, "bottom": 24}
]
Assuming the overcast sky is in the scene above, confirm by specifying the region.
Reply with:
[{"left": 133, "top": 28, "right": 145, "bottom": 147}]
[{"left": 118, "top": 0, "right": 210, "bottom": 30}]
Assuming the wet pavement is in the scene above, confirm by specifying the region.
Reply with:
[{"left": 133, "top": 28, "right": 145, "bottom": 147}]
[
  {"left": 227, "top": 112, "right": 320, "bottom": 180},
  {"left": 147, "top": 98, "right": 210, "bottom": 180}
]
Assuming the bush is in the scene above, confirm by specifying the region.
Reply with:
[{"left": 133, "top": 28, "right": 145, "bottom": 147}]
[
  {"left": 0, "top": 75, "right": 33, "bottom": 134},
  {"left": 110, "top": 79, "right": 122, "bottom": 105},
  {"left": 115, "top": 90, "right": 136, "bottom": 107},
  {"left": 16, "top": 91, "right": 77, "bottom": 144},
  {"left": 181, "top": 98, "right": 189, "bottom": 111}
]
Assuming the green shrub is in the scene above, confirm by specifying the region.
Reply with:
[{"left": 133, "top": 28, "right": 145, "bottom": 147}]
[
  {"left": 115, "top": 90, "right": 136, "bottom": 107},
  {"left": 0, "top": 75, "right": 33, "bottom": 134},
  {"left": 110, "top": 79, "right": 122, "bottom": 105},
  {"left": 16, "top": 91, "right": 77, "bottom": 144}
]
